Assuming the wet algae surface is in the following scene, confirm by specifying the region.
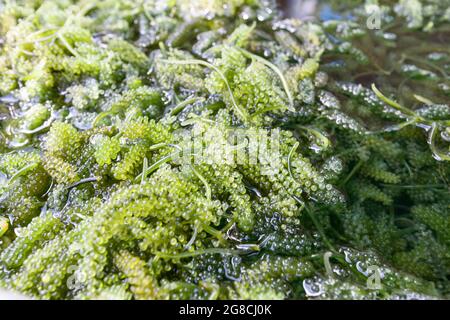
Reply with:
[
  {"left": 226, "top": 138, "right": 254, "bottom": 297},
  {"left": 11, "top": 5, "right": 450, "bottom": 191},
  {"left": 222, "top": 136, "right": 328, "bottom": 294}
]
[{"left": 0, "top": 0, "right": 449, "bottom": 299}]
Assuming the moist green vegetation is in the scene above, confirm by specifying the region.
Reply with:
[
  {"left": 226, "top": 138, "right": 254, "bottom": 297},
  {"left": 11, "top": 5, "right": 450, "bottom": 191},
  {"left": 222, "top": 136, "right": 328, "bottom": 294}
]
[{"left": 0, "top": 0, "right": 449, "bottom": 299}]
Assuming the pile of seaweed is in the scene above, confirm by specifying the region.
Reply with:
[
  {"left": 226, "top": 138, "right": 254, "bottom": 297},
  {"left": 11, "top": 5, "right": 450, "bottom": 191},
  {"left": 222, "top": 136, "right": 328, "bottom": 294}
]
[{"left": 0, "top": 0, "right": 449, "bottom": 299}]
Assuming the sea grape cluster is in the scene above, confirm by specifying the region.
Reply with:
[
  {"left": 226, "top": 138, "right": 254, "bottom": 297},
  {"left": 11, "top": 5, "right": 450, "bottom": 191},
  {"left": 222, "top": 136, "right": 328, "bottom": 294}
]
[{"left": 0, "top": 0, "right": 449, "bottom": 299}]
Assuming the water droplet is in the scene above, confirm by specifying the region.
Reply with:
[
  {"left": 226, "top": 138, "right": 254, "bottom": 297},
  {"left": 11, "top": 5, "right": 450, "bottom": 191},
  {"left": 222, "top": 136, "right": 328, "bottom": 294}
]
[
  {"left": 356, "top": 261, "right": 369, "bottom": 276},
  {"left": 303, "top": 278, "right": 324, "bottom": 297}
]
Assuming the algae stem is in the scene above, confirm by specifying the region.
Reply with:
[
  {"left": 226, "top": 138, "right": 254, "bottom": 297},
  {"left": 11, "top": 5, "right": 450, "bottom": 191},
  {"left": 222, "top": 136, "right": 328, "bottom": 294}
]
[
  {"left": 159, "top": 59, "right": 248, "bottom": 122},
  {"left": 371, "top": 84, "right": 418, "bottom": 118},
  {"left": 287, "top": 141, "right": 300, "bottom": 183},
  {"left": 237, "top": 47, "right": 295, "bottom": 112},
  {"left": 8, "top": 163, "right": 38, "bottom": 186},
  {"left": 156, "top": 248, "right": 244, "bottom": 260},
  {"left": 171, "top": 97, "right": 204, "bottom": 116}
]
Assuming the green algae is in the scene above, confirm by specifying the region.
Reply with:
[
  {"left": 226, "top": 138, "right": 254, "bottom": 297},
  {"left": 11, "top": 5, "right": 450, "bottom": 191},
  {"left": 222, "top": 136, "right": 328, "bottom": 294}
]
[{"left": 0, "top": 0, "right": 449, "bottom": 300}]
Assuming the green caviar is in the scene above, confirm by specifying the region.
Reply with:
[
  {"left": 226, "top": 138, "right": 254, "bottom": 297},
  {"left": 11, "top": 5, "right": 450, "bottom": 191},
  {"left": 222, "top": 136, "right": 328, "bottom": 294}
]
[{"left": 0, "top": 0, "right": 449, "bottom": 300}]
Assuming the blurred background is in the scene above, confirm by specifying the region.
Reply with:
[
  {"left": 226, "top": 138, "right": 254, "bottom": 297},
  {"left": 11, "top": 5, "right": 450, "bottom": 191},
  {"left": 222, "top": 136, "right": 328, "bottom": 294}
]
[{"left": 278, "top": 0, "right": 318, "bottom": 19}]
